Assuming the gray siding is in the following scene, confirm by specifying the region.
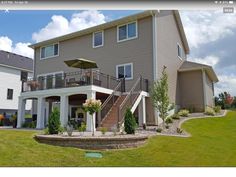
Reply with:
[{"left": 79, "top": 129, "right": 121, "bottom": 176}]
[
  {"left": 156, "top": 11, "right": 187, "bottom": 105},
  {"left": 34, "top": 16, "right": 154, "bottom": 91}
]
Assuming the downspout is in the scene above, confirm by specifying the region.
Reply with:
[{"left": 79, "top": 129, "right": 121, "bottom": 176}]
[
  {"left": 202, "top": 69, "right": 207, "bottom": 111},
  {"left": 151, "top": 10, "right": 159, "bottom": 125}
]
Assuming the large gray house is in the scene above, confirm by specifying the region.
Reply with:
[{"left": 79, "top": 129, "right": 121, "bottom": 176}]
[{"left": 17, "top": 10, "right": 218, "bottom": 132}]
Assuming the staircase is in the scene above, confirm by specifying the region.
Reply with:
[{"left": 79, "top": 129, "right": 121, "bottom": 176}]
[
  {"left": 99, "top": 95, "right": 126, "bottom": 130},
  {"left": 98, "top": 76, "right": 149, "bottom": 131}
]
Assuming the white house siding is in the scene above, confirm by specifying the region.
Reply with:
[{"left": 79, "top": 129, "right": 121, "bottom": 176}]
[{"left": 0, "top": 65, "right": 32, "bottom": 113}]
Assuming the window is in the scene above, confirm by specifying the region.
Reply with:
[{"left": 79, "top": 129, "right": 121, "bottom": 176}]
[
  {"left": 7, "top": 89, "right": 13, "bottom": 100},
  {"left": 40, "top": 43, "right": 59, "bottom": 59},
  {"left": 93, "top": 31, "right": 103, "bottom": 48},
  {"left": 116, "top": 63, "right": 133, "bottom": 80},
  {"left": 118, "top": 22, "right": 137, "bottom": 42},
  {"left": 177, "top": 44, "right": 183, "bottom": 59}
]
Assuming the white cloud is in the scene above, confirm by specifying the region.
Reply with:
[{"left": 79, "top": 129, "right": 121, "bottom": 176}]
[
  {"left": 32, "top": 10, "right": 106, "bottom": 43},
  {"left": 181, "top": 11, "right": 236, "bottom": 49},
  {"left": 0, "top": 36, "right": 33, "bottom": 58},
  {"left": 189, "top": 55, "right": 219, "bottom": 67},
  {"left": 215, "top": 74, "right": 236, "bottom": 96}
]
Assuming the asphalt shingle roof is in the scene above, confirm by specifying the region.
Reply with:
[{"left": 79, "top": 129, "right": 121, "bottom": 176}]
[{"left": 0, "top": 50, "right": 33, "bottom": 72}]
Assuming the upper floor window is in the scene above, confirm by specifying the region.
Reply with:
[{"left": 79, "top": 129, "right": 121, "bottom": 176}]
[
  {"left": 40, "top": 43, "right": 59, "bottom": 59},
  {"left": 7, "top": 88, "right": 13, "bottom": 100},
  {"left": 93, "top": 31, "right": 104, "bottom": 48},
  {"left": 118, "top": 21, "right": 137, "bottom": 42},
  {"left": 116, "top": 63, "right": 133, "bottom": 80},
  {"left": 177, "top": 43, "right": 184, "bottom": 59}
]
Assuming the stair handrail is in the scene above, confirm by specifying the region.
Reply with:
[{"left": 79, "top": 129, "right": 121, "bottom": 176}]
[
  {"left": 117, "top": 76, "right": 143, "bottom": 127},
  {"left": 99, "top": 78, "right": 124, "bottom": 125}
]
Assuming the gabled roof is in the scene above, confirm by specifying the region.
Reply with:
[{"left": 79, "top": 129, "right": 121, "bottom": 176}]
[
  {"left": 178, "top": 61, "right": 219, "bottom": 82},
  {"left": 29, "top": 10, "right": 189, "bottom": 54},
  {"left": 0, "top": 50, "right": 33, "bottom": 72}
]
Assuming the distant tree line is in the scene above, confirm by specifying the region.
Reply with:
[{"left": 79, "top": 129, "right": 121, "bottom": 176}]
[{"left": 215, "top": 91, "right": 236, "bottom": 109}]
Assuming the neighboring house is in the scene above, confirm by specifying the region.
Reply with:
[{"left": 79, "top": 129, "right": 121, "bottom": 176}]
[
  {"left": 0, "top": 50, "right": 33, "bottom": 117},
  {"left": 17, "top": 10, "right": 218, "bottom": 131}
]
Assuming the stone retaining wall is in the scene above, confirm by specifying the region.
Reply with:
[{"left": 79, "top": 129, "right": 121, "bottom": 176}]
[{"left": 34, "top": 135, "right": 148, "bottom": 150}]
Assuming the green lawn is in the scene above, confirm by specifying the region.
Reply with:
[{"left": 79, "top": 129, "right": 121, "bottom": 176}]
[{"left": 0, "top": 110, "right": 236, "bottom": 167}]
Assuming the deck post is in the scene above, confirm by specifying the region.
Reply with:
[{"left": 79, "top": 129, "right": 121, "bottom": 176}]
[
  {"left": 138, "top": 96, "right": 146, "bottom": 126},
  {"left": 86, "top": 90, "right": 96, "bottom": 132},
  {"left": 60, "top": 95, "right": 69, "bottom": 127},
  {"left": 36, "top": 97, "right": 45, "bottom": 129},
  {"left": 17, "top": 97, "right": 26, "bottom": 128}
]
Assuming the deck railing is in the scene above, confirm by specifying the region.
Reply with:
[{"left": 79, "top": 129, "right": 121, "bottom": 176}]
[
  {"left": 117, "top": 76, "right": 149, "bottom": 128},
  {"left": 22, "top": 70, "right": 120, "bottom": 92}
]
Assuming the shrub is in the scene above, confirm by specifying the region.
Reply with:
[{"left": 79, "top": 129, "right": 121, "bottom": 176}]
[
  {"left": 48, "top": 107, "right": 61, "bottom": 134},
  {"left": 22, "top": 121, "right": 36, "bottom": 128},
  {"left": 177, "top": 128, "right": 183, "bottom": 134},
  {"left": 112, "top": 127, "right": 117, "bottom": 136},
  {"left": 124, "top": 108, "right": 137, "bottom": 134},
  {"left": 43, "top": 127, "right": 49, "bottom": 135},
  {"left": 178, "top": 109, "right": 189, "bottom": 117},
  {"left": 171, "top": 114, "right": 180, "bottom": 120},
  {"left": 78, "top": 122, "right": 86, "bottom": 133},
  {"left": 204, "top": 107, "right": 215, "bottom": 116},
  {"left": 66, "top": 123, "right": 73, "bottom": 136},
  {"left": 213, "top": 106, "right": 221, "bottom": 113},
  {"left": 100, "top": 127, "right": 107, "bottom": 135},
  {"left": 165, "top": 117, "right": 173, "bottom": 124},
  {"left": 165, "top": 125, "right": 169, "bottom": 129},
  {"left": 156, "top": 128, "right": 162, "bottom": 133}
]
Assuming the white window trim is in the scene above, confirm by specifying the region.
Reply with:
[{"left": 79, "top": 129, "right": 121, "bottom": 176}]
[
  {"left": 117, "top": 21, "right": 138, "bottom": 43},
  {"left": 37, "top": 71, "right": 64, "bottom": 89},
  {"left": 40, "top": 43, "right": 59, "bottom": 60},
  {"left": 116, "top": 63, "right": 133, "bottom": 80},
  {"left": 92, "top": 30, "right": 104, "bottom": 48},
  {"left": 177, "top": 43, "right": 183, "bottom": 60}
]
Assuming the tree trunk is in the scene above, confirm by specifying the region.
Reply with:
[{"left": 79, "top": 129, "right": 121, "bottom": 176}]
[{"left": 92, "top": 113, "right": 95, "bottom": 136}]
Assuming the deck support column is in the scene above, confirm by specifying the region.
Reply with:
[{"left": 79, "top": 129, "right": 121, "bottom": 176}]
[
  {"left": 86, "top": 90, "right": 96, "bottom": 132},
  {"left": 60, "top": 95, "right": 69, "bottom": 127},
  {"left": 17, "top": 97, "right": 26, "bottom": 128},
  {"left": 138, "top": 96, "right": 146, "bottom": 126},
  {"left": 36, "top": 97, "right": 45, "bottom": 129}
]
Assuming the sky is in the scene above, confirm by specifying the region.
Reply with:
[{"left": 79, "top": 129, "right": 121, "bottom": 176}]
[{"left": 0, "top": 10, "right": 235, "bottom": 96}]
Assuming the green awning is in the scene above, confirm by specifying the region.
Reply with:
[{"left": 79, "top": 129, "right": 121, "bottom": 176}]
[{"left": 64, "top": 58, "right": 98, "bottom": 69}]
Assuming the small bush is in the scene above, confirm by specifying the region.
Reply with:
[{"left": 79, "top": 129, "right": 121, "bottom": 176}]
[
  {"left": 171, "top": 114, "right": 180, "bottom": 120},
  {"left": 78, "top": 122, "right": 86, "bottom": 133},
  {"left": 213, "top": 106, "right": 221, "bottom": 113},
  {"left": 205, "top": 107, "right": 215, "bottom": 116},
  {"left": 178, "top": 109, "right": 189, "bottom": 117},
  {"left": 177, "top": 128, "right": 183, "bottom": 134},
  {"left": 124, "top": 108, "right": 137, "bottom": 134},
  {"left": 112, "top": 127, "right": 117, "bottom": 136},
  {"left": 165, "top": 117, "right": 173, "bottom": 124},
  {"left": 22, "top": 121, "right": 36, "bottom": 128},
  {"left": 156, "top": 128, "right": 162, "bottom": 133},
  {"left": 48, "top": 107, "right": 61, "bottom": 134},
  {"left": 43, "top": 127, "right": 49, "bottom": 135},
  {"left": 100, "top": 127, "right": 107, "bottom": 135}
]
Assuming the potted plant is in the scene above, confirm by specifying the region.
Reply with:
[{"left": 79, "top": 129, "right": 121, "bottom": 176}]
[
  {"left": 27, "top": 80, "right": 40, "bottom": 91},
  {"left": 83, "top": 98, "right": 102, "bottom": 136}
]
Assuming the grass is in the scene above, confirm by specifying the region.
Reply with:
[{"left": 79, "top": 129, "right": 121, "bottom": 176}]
[{"left": 0, "top": 110, "right": 236, "bottom": 166}]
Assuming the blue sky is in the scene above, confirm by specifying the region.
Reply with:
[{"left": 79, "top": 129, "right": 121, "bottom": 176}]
[
  {"left": 0, "top": 10, "right": 235, "bottom": 96},
  {"left": 0, "top": 10, "right": 141, "bottom": 43}
]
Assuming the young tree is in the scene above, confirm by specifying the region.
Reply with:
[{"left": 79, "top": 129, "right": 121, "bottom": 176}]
[
  {"left": 151, "top": 66, "right": 170, "bottom": 128},
  {"left": 48, "top": 107, "right": 61, "bottom": 134}
]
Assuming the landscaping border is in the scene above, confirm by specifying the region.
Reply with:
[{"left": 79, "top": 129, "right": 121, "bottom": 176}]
[{"left": 34, "top": 134, "right": 149, "bottom": 150}]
